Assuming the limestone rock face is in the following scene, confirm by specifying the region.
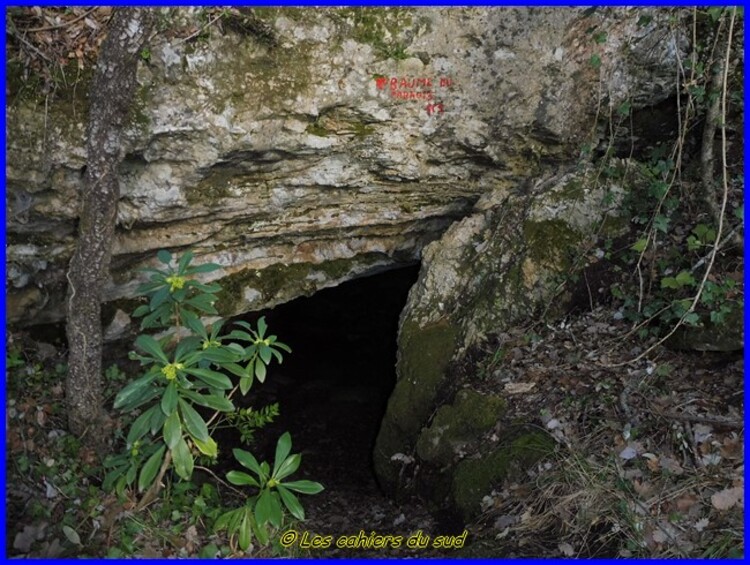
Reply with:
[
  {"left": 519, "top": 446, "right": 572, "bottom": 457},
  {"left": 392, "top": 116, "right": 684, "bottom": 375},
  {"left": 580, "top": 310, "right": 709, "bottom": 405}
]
[
  {"left": 6, "top": 7, "right": 681, "bottom": 327},
  {"left": 374, "top": 163, "right": 631, "bottom": 514}
]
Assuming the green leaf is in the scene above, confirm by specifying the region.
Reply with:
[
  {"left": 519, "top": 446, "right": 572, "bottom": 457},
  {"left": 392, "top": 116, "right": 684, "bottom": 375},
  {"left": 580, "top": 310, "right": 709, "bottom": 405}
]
[
  {"left": 193, "top": 436, "right": 218, "bottom": 457},
  {"left": 233, "top": 448, "right": 263, "bottom": 478},
  {"left": 268, "top": 492, "right": 283, "bottom": 528},
  {"left": 186, "top": 294, "right": 218, "bottom": 314},
  {"left": 138, "top": 445, "right": 166, "bottom": 492},
  {"left": 223, "top": 362, "right": 249, "bottom": 379},
  {"left": 214, "top": 508, "right": 240, "bottom": 532},
  {"left": 675, "top": 271, "right": 696, "bottom": 287},
  {"left": 275, "top": 453, "right": 301, "bottom": 481},
  {"left": 179, "top": 389, "right": 234, "bottom": 412},
  {"left": 132, "top": 304, "right": 151, "bottom": 318},
  {"left": 593, "top": 31, "right": 607, "bottom": 44},
  {"left": 62, "top": 525, "right": 82, "bottom": 546},
  {"left": 282, "top": 480, "right": 324, "bottom": 495},
  {"left": 172, "top": 437, "right": 194, "bottom": 480},
  {"left": 157, "top": 249, "right": 172, "bottom": 265},
  {"left": 163, "top": 411, "right": 182, "bottom": 449},
  {"left": 184, "top": 367, "right": 232, "bottom": 390},
  {"left": 186, "top": 262, "right": 221, "bottom": 274},
  {"left": 113, "top": 373, "right": 157, "bottom": 410},
  {"left": 683, "top": 311, "right": 700, "bottom": 326},
  {"left": 178, "top": 250, "right": 194, "bottom": 274},
  {"left": 273, "top": 432, "right": 292, "bottom": 478},
  {"left": 174, "top": 336, "right": 202, "bottom": 361},
  {"left": 617, "top": 100, "right": 631, "bottom": 116},
  {"left": 277, "top": 485, "right": 305, "bottom": 520},
  {"left": 228, "top": 329, "right": 256, "bottom": 343},
  {"left": 254, "top": 360, "right": 267, "bottom": 383},
  {"left": 589, "top": 53, "right": 601, "bottom": 69},
  {"left": 181, "top": 309, "right": 205, "bottom": 337},
  {"left": 200, "top": 347, "right": 240, "bottom": 364},
  {"left": 239, "top": 513, "right": 252, "bottom": 551},
  {"left": 259, "top": 345, "right": 272, "bottom": 365},
  {"left": 255, "top": 489, "right": 273, "bottom": 527},
  {"left": 654, "top": 214, "right": 669, "bottom": 233},
  {"left": 226, "top": 470, "right": 260, "bottom": 487},
  {"left": 240, "top": 375, "right": 253, "bottom": 396},
  {"left": 161, "top": 381, "right": 179, "bottom": 415},
  {"left": 127, "top": 405, "right": 159, "bottom": 447},
  {"left": 149, "top": 406, "right": 167, "bottom": 435},
  {"left": 178, "top": 398, "right": 209, "bottom": 442},
  {"left": 257, "top": 317, "right": 267, "bottom": 339},
  {"left": 273, "top": 341, "right": 292, "bottom": 354},
  {"left": 661, "top": 276, "right": 679, "bottom": 289},
  {"left": 631, "top": 238, "right": 648, "bottom": 253},
  {"left": 687, "top": 235, "right": 701, "bottom": 251},
  {"left": 149, "top": 285, "right": 170, "bottom": 311},
  {"left": 135, "top": 334, "right": 169, "bottom": 363}
]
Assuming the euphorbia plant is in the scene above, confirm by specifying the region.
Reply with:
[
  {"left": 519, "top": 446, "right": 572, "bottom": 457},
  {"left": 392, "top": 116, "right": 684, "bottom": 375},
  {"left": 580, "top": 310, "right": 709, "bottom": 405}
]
[{"left": 104, "top": 250, "right": 321, "bottom": 535}]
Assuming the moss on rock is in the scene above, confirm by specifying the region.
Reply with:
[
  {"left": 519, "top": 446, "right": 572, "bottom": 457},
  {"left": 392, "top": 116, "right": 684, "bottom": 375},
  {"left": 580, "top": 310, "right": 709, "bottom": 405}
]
[
  {"left": 523, "top": 219, "right": 582, "bottom": 270},
  {"left": 451, "top": 431, "right": 554, "bottom": 522},
  {"left": 374, "top": 317, "right": 458, "bottom": 494},
  {"left": 416, "top": 389, "right": 505, "bottom": 465}
]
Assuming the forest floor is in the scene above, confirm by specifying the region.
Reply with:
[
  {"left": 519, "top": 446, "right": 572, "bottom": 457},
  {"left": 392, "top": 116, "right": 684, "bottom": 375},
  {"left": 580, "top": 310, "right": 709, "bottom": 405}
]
[{"left": 5, "top": 303, "right": 743, "bottom": 558}]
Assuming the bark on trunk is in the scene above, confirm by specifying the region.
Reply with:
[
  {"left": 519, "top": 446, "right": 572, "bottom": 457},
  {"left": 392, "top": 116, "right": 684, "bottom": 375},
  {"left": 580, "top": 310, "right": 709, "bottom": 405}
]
[{"left": 66, "top": 8, "right": 155, "bottom": 445}]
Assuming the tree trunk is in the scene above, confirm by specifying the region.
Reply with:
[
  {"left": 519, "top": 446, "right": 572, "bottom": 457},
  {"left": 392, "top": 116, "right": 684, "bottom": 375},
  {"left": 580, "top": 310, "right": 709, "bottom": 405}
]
[{"left": 66, "top": 8, "right": 155, "bottom": 445}]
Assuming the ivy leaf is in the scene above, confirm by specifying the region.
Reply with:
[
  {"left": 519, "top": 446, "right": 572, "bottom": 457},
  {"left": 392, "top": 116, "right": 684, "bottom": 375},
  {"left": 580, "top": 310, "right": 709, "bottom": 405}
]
[
  {"left": 661, "top": 277, "right": 679, "bottom": 289},
  {"left": 675, "top": 271, "right": 696, "bottom": 287},
  {"left": 683, "top": 311, "right": 701, "bottom": 326},
  {"left": 589, "top": 54, "right": 601, "bottom": 69},
  {"left": 631, "top": 238, "right": 648, "bottom": 253}
]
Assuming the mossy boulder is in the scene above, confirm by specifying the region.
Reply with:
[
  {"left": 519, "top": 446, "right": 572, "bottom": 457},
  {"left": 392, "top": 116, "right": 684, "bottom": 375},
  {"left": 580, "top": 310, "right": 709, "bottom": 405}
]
[
  {"left": 374, "top": 162, "right": 631, "bottom": 515},
  {"left": 451, "top": 431, "right": 555, "bottom": 522},
  {"left": 374, "top": 318, "right": 458, "bottom": 493},
  {"left": 416, "top": 389, "right": 505, "bottom": 465}
]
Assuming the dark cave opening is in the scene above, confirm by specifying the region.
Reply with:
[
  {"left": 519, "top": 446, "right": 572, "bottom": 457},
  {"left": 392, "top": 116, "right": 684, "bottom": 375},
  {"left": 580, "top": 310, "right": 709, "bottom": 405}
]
[{"left": 223, "top": 264, "right": 421, "bottom": 493}]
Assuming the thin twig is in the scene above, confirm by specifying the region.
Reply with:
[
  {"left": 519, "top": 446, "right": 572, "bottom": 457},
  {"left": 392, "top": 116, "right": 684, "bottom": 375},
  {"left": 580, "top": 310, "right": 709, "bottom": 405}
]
[
  {"left": 20, "top": 8, "right": 99, "bottom": 33},
  {"left": 176, "top": 13, "right": 222, "bottom": 44},
  {"left": 602, "top": 8, "right": 737, "bottom": 369}
]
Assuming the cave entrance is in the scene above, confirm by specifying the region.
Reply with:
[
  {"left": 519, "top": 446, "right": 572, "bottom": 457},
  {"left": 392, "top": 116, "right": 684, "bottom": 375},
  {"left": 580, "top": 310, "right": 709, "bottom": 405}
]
[{"left": 230, "top": 264, "right": 420, "bottom": 493}]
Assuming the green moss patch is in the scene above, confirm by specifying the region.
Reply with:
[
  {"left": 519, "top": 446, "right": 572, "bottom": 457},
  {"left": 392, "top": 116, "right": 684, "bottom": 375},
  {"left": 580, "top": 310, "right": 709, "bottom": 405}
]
[
  {"left": 451, "top": 431, "right": 554, "bottom": 522},
  {"left": 416, "top": 389, "right": 505, "bottom": 465},
  {"left": 523, "top": 219, "right": 582, "bottom": 270}
]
